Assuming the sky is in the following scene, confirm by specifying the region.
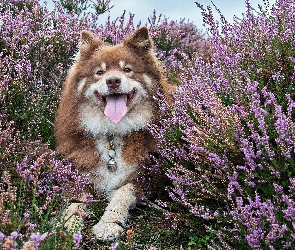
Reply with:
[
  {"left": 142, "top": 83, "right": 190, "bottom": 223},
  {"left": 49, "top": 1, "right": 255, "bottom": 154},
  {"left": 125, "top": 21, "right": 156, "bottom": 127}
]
[{"left": 44, "top": 0, "right": 277, "bottom": 29}]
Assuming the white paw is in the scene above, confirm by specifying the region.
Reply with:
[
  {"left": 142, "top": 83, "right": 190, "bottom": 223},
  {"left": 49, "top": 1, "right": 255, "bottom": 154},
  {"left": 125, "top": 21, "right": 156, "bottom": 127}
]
[{"left": 92, "top": 220, "right": 123, "bottom": 241}]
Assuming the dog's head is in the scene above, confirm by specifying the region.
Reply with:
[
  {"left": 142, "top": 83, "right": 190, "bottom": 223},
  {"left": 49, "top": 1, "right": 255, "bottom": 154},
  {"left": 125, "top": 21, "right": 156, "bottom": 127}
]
[{"left": 68, "top": 27, "right": 164, "bottom": 135}]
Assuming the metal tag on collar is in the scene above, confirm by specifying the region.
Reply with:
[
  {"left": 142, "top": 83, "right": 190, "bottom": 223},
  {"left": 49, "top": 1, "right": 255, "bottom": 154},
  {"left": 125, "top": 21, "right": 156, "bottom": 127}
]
[{"left": 107, "top": 157, "right": 117, "bottom": 172}]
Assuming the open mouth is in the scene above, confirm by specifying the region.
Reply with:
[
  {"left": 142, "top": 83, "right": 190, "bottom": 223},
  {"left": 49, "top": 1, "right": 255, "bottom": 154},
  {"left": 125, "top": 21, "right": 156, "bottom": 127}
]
[
  {"left": 95, "top": 89, "right": 136, "bottom": 124},
  {"left": 95, "top": 89, "right": 136, "bottom": 107}
]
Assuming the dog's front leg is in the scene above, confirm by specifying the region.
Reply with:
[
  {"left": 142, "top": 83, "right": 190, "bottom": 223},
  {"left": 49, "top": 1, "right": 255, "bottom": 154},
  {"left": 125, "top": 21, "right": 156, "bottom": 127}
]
[{"left": 92, "top": 183, "right": 137, "bottom": 241}]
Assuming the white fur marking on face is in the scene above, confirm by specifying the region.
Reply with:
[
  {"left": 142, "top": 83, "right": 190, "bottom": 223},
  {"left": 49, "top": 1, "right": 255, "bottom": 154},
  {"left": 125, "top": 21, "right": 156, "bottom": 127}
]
[
  {"left": 143, "top": 74, "right": 153, "bottom": 89},
  {"left": 77, "top": 78, "right": 87, "bottom": 93},
  {"left": 119, "top": 60, "right": 125, "bottom": 69},
  {"left": 84, "top": 78, "right": 108, "bottom": 98},
  {"left": 101, "top": 62, "right": 107, "bottom": 71}
]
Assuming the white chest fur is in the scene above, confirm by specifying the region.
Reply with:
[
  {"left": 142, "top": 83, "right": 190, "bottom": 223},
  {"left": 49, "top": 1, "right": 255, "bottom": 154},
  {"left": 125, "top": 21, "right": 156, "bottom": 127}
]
[{"left": 90, "top": 135, "right": 137, "bottom": 194}]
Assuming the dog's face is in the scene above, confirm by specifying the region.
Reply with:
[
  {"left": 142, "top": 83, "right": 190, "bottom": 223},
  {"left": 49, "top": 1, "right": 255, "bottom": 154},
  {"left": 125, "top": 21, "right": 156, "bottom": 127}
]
[{"left": 69, "top": 27, "right": 161, "bottom": 136}]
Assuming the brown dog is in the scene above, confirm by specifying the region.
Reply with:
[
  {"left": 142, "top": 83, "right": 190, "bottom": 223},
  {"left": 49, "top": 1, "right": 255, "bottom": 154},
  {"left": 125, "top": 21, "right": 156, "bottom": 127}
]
[{"left": 54, "top": 27, "right": 170, "bottom": 240}]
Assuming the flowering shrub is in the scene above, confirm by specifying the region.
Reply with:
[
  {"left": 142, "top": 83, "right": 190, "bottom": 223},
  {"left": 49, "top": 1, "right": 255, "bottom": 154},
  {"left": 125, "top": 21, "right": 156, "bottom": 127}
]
[
  {"left": 148, "top": 12, "right": 205, "bottom": 82},
  {"left": 0, "top": 117, "right": 89, "bottom": 248},
  {"left": 151, "top": 0, "right": 295, "bottom": 248},
  {"left": 0, "top": 1, "right": 94, "bottom": 244}
]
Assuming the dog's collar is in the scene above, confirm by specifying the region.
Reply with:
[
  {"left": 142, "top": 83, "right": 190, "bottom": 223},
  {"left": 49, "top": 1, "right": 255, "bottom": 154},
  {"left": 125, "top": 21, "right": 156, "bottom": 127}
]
[{"left": 105, "top": 134, "right": 117, "bottom": 172}]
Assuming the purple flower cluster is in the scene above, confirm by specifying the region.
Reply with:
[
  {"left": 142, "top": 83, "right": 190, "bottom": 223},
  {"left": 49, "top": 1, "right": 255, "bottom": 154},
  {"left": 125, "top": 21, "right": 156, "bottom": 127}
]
[
  {"left": 0, "top": 0, "right": 83, "bottom": 143},
  {"left": 147, "top": 11, "right": 204, "bottom": 78},
  {"left": 109, "top": 242, "right": 119, "bottom": 250},
  {"left": 150, "top": 0, "right": 295, "bottom": 248},
  {"left": 15, "top": 150, "right": 89, "bottom": 201},
  {"left": 72, "top": 232, "right": 83, "bottom": 248},
  {"left": 0, "top": 231, "right": 48, "bottom": 249}
]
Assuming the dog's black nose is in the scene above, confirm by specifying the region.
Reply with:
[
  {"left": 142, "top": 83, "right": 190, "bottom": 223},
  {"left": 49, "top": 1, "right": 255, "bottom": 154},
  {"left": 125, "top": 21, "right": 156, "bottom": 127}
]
[{"left": 106, "top": 76, "right": 121, "bottom": 90}]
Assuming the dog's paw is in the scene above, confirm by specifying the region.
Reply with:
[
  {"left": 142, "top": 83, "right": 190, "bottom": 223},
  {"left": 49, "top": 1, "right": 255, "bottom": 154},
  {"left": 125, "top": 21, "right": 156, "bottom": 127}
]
[{"left": 92, "top": 220, "right": 123, "bottom": 241}]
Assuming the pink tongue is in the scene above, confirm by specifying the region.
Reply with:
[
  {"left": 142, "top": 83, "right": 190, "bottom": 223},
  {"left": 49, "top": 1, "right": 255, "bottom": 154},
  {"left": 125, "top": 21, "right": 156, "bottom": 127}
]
[{"left": 104, "top": 95, "right": 127, "bottom": 124}]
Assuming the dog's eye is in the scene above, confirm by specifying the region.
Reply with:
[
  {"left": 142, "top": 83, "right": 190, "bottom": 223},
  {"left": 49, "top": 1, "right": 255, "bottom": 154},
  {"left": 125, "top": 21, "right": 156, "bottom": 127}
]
[
  {"left": 124, "top": 67, "right": 132, "bottom": 73},
  {"left": 96, "top": 70, "right": 103, "bottom": 75}
]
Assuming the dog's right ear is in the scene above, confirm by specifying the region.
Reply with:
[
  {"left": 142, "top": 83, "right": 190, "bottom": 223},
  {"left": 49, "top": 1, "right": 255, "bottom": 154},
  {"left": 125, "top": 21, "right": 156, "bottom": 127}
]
[{"left": 79, "top": 30, "right": 103, "bottom": 52}]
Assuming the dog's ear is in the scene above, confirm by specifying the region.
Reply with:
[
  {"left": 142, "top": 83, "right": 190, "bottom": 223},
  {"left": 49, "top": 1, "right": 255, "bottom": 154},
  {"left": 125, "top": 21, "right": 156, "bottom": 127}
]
[
  {"left": 124, "top": 27, "right": 153, "bottom": 53},
  {"left": 79, "top": 30, "right": 103, "bottom": 52}
]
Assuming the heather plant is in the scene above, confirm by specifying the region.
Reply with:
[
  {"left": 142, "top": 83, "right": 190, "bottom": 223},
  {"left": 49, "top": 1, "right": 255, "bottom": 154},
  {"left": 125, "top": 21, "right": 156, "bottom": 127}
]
[
  {"left": 151, "top": 0, "right": 295, "bottom": 248},
  {"left": 148, "top": 12, "right": 205, "bottom": 82},
  {"left": 0, "top": 117, "right": 90, "bottom": 249}
]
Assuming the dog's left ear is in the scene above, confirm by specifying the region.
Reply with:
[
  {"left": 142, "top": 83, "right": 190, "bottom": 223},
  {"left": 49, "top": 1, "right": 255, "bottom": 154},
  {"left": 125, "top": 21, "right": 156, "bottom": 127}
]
[{"left": 124, "top": 27, "right": 153, "bottom": 53}]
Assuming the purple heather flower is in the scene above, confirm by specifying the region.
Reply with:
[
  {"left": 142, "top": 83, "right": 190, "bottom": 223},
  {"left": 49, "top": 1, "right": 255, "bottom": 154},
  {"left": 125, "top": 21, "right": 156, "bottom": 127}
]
[
  {"left": 83, "top": 194, "right": 93, "bottom": 204},
  {"left": 246, "top": 229, "right": 264, "bottom": 249},
  {"left": 50, "top": 211, "right": 57, "bottom": 216},
  {"left": 0, "top": 232, "right": 5, "bottom": 241},
  {"left": 23, "top": 211, "right": 30, "bottom": 218},
  {"left": 155, "top": 199, "right": 168, "bottom": 208},
  {"left": 30, "top": 232, "right": 42, "bottom": 246},
  {"left": 109, "top": 242, "right": 119, "bottom": 250},
  {"left": 28, "top": 223, "right": 36, "bottom": 230},
  {"left": 273, "top": 183, "right": 284, "bottom": 194},
  {"left": 72, "top": 232, "right": 82, "bottom": 247},
  {"left": 146, "top": 0, "right": 295, "bottom": 248},
  {"left": 10, "top": 231, "right": 18, "bottom": 239}
]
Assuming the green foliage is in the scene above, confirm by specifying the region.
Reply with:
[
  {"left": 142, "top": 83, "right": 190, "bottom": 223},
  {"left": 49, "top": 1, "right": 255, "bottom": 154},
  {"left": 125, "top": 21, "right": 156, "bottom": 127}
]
[
  {"left": 60, "top": 0, "right": 113, "bottom": 16},
  {"left": 187, "top": 231, "right": 217, "bottom": 250}
]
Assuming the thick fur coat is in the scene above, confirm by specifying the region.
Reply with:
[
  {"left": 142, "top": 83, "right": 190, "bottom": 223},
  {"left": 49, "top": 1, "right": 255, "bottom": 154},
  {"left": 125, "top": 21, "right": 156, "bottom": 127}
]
[{"left": 54, "top": 27, "right": 170, "bottom": 240}]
